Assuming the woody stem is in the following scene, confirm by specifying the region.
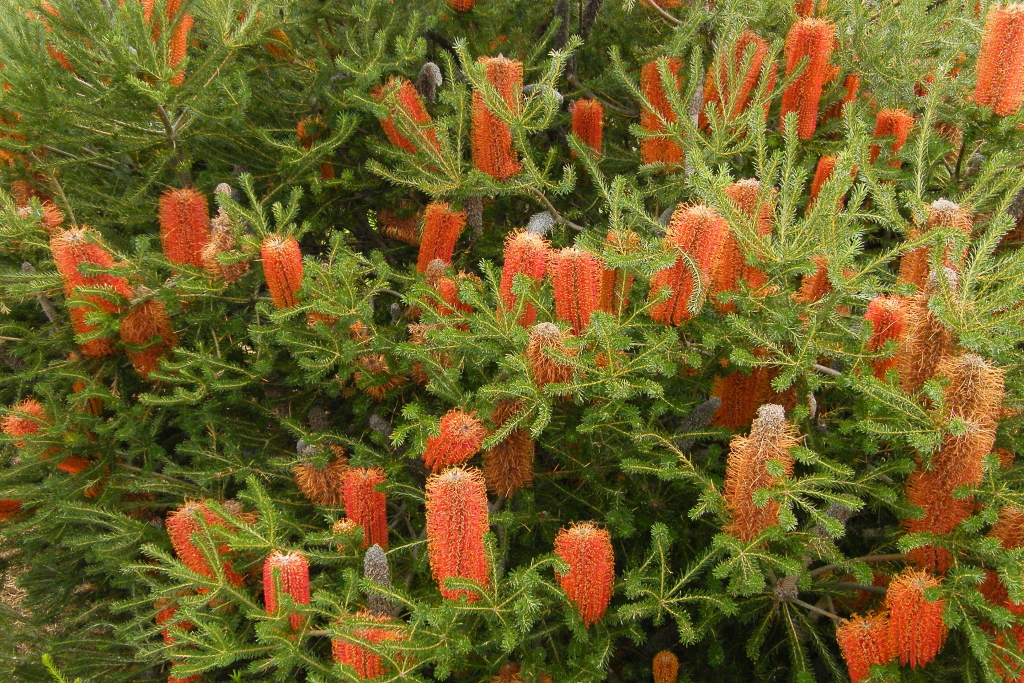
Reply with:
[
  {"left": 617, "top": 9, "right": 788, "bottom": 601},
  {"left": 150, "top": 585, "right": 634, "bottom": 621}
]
[
  {"left": 528, "top": 188, "right": 585, "bottom": 232},
  {"left": 807, "top": 553, "right": 908, "bottom": 578}
]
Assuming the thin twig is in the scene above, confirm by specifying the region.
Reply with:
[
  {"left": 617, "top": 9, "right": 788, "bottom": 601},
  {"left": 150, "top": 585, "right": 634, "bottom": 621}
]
[
  {"left": 808, "top": 553, "right": 908, "bottom": 578},
  {"left": 812, "top": 363, "right": 841, "bottom": 377},
  {"left": 792, "top": 597, "right": 840, "bottom": 621},
  {"left": 42, "top": 146, "right": 117, "bottom": 172},
  {"left": 835, "top": 582, "right": 887, "bottom": 595},
  {"left": 528, "top": 188, "right": 584, "bottom": 231},
  {"left": 156, "top": 104, "right": 191, "bottom": 187},
  {"left": 639, "top": 0, "right": 682, "bottom": 25},
  {"left": 567, "top": 74, "right": 639, "bottom": 117}
]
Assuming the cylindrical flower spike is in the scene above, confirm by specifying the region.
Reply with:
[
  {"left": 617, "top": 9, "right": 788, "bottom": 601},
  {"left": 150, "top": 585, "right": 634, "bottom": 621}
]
[
  {"left": 991, "top": 506, "right": 1024, "bottom": 549},
  {"left": 422, "top": 409, "right": 487, "bottom": 472},
  {"left": 525, "top": 322, "right": 575, "bottom": 388},
  {"left": 120, "top": 293, "right": 178, "bottom": 379},
  {"left": 499, "top": 231, "right": 549, "bottom": 326},
  {"left": 779, "top": 19, "right": 836, "bottom": 140},
  {"left": 570, "top": 98, "right": 603, "bottom": 155},
  {"left": 263, "top": 550, "right": 310, "bottom": 631},
  {"left": 599, "top": 230, "right": 639, "bottom": 314},
  {"left": 640, "top": 58, "right": 684, "bottom": 165},
  {"left": 471, "top": 56, "right": 523, "bottom": 181},
  {"left": 158, "top": 188, "right": 211, "bottom": 268},
  {"left": 261, "top": 235, "right": 304, "bottom": 309},
  {"left": 417, "top": 202, "right": 466, "bottom": 273},
  {"left": 711, "top": 357, "right": 795, "bottom": 430},
  {"left": 342, "top": 467, "right": 388, "bottom": 549},
  {"left": 836, "top": 612, "right": 895, "bottom": 682},
  {"left": 549, "top": 247, "right": 602, "bottom": 335},
  {"left": 201, "top": 205, "right": 249, "bottom": 282},
  {"left": 895, "top": 279, "right": 954, "bottom": 394},
  {"left": 293, "top": 452, "right": 349, "bottom": 507},
  {"left": 425, "top": 466, "right": 490, "bottom": 601},
  {"left": 296, "top": 116, "right": 336, "bottom": 179},
  {"left": 553, "top": 522, "right": 614, "bottom": 627},
  {"left": 0, "top": 499, "right": 21, "bottom": 520},
  {"left": 449, "top": 0, "right": 478, "bottom": 10},
  {"left": 712, "top": 180, "right": 773, "bottom": 310},
  {"left": 2, "top": 399, "right": 49, "bottom": 446},
  {"left": 974, "top": 4, "right": 1024, "bottom": 116},
  {"left": 723, "top": 404, "right": 798, "bottom": 541},
  {"left": 794, "top": 256, "right": 832, "bottom": 303},
  {"left": 482, "top": 399, "right": 535, "bottom": 497},
  {"left": 886, "top": 569, "right": 947, "bottom": 668},
  {"left": 168, "top": 13, "right": 193, "bottom": 87},
  {"left": 331, "top": 612, "right": 405, "bottom": 679},
  {"left": 898, "top": 199, "right": 973, "bottom": 290},
  {"left": 375, "top": 77, "right": 440, "bottom": 155},
  {"left": 822, "top": 71, "right": 860, "bottom": 121},
  {"left": 649, "top": 204, "right": 728, "bottom": 325},
  {"left": 700, "top": 30, "right": 776, "bottom": 129},
  {"left": 808, "top": 155, "right": 837, "bottom": 207},
  {"left": 652, "top": 651, "right": 679, "bottom": 683},
  {"left": 795, "top": 0, "right": 827, "bottom": 17},
  {"left": 863, "top": 295, "right": 908, "bottom": 379},
  {"left": 869, "top": 109, "right": 914, "bottom": 167},
  {"left": 165, "top": 501, "right": 246, "bottom": 586}
]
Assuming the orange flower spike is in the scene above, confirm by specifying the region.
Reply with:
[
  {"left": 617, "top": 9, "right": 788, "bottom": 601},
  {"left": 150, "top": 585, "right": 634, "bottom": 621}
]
[
  {"left": 120, "top": 296, "right": 178, "bottom": 379},
  {"left": 165, "top": 501, "right": 246, "bottom": 586},
  {"left": 992, "top": 506, "right": 1024, "bottom": 549},
  {"left": 342, "top": 468, "right": 388, "bottom": 549},
  {"left": 836, "top": 613, "right": 895, "bottom": 682},
  {"left": 293, "top": 455, "right": 348, "bottom": 507},
  {"left": 701, "top": 31, "right": 774, "bottom": 129},
  {"left": 885, "top": 569, "right": 948, "bottom": 668},
  {"left": 808, "top": 155, "right": 837, "bottom": 207},
  {"left": 863, "top": 296, "right": 908, "bottom": 379},
  {"left": 649, "top": 204, "right": 728, "bottom": 325},
  {"left": 50, "top": 227, "right": 132, "bottom": 301},
  {"left": 0, "top": 499, "right": 21, "bottom": 520},
  {"left": 482, "top": 400, "right": 535, "bottom": 497},
  {"left": 450, "top": 0, "right": 478, "bottom": 9},
  {"left": 640, "top": 58, "right": 684, "bottom": 164},
  {"left": 158, "top": 188, "right": 211, "bottom": 267},
  {"left": 779, "top": 19, "right": 836, "bottom": 140},
  {"left": 794, "top": 256, "right": 832, "bottom": 303},
  {"left": 263, "top": 550, "right": 310, "bottom": 630},
  {"left": 499, "top": 231, "right": 550, "bottom": 326},
  {"left": 975, "top": 4, "right": 1024, "bottom": 116},
  {"left": 260, "top": 235, "right": 304, "bottom": 309},
  {"left": 713, "top": 179, "right": 773, "bottom": 305},
  {"left": 723, "top": 404, "right": 798, "bottom": 541},
  {"left": 898, "top": 199, "right": 973, "bottom": 290},
  {"left": 376, "top": 77, "right": 440, "bottom": 154},
  {"left": 471, "top": 56, "right": 523, "bottom": 181},
  {"left": 571, "top": 98, "right": 603, "bottom": 154},
  {"left": 549, "top": 247, "right": 602, "bottom": 335},
  {"left": 553, "top": 522, "right": 615, "bottom": 627},
  {"left": 794, "top": 0, "right": 827, "bottom": 17},
  {"left": 599, "top": 230, "right": 639, "bottom": 314},
  {"left": 652, "top": 651, "right": 679, "bottom": 683},
  {"left": 417, "top": 202, "right": 466, "bottom": 273},
  {"left": 2, "top": 399, "right": 49, "bottom": 445},
  {"left": 331, "top": 613, "right": 405, "bottom": 679},
  {"left": 424, "top": 466, "right": 490, "bottom": 601},
  {"left": 168, "top": 13, "right": 193, "bottom": 87},
  {"left": 526, "top": 323, "right": 575, "bottom": 387},
  {"left": 422, "top": 409, "right": 487, "bottom": 472},
  {"left": 869, "top": 109, "right": 914, "bottom": 166}
]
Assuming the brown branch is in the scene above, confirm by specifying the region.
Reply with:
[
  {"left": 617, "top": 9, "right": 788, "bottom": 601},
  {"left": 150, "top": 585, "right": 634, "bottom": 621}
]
[
  {"left": 639, "top": 0, "right": 682, "bottom": 26},
  {"left": 528, "top": 188, "right": 584, "bottom": 231},
  {"left": 808, "top": 553, "right": 908, "bottom": 578},
  {"left": 792, "top": 597, "right": 840, "bottom": 621},
  {"left": 812, "top": 363, "right": 841, "bottom": 377}
]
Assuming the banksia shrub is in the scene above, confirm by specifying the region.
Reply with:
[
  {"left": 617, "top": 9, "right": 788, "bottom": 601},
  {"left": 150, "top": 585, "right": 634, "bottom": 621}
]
[
  {"left": 974, "top": 3, "right": 1024, "bottom": 116},
  {"left": 898, "top": 199, "right": 973, "bottom": 290},
  {"left": 422, "top": 409, "right": 487, "bottom": 472},
  {"left": 553, "top": 522, "right": 614, "bottom": 627},
  {"left": 263, "top": 550, "right": 310, "bottom": 631},
  {"left": 376, "top": 77, "right": 439, "bottom": 155},
  {"left": 652, "top": 650, "right": 679, "bottom": 683},
  {"left": 599, "top": 229, "right": 639, "bottom": 314},
  {"left": 165, "top": 501, "right": 245, "bottom": 586},
  {"left": 292, "top": 452, "right": 349, "bottom": 507},
  {"left": 700, "top": 30, "right": 776, "bottom": 129},
  {"left": 886, "top": 569, "right": 948, "bottom": 668},
  {"left": 471, "top": 56, "right": 523, "bottom": 181},
  {"left": 525, "top": 322, "right": 575, "bottom": 388},
  {"left": 417, "top": 202, "right": 466, "bottom": 273},
  {"left": 424, "top": 466, "right": 490, "bottom": 601},
  {"left": 158, "top": 188, "right": 210, "bottom": 267},
  {"left": 342, "top": 467, "right": 388, "bottom": 549},
  {"left": 499, "top": 231, "right": 549, "bottom": 326},
  {"left": 779, "top": 19, "right": 836, "bottom": 140},
  {"left": 570, "top": 98, "right": 603, "bottom": 154},
  {"left": 331, "top": 612, "right": 405, "bottom": 679},
  {"left": 639, "top": 58, "right": 684, "bottom": 165},
  {"left": 723, "top": 404, "right": 798, "bottom": 541},
  {"left": 863, "top": 295, "right": 909, "bottom": 379},
  {"left": 649, "top": 204, "right": 727, "bottom": 325},
  {"left": 869, "top": 109, "right": 914, "bottom": 167},
  {"left": 482, "top": 399, "right": 534, "bottom": 497},
  {"left": 120, "top": 292, "right": 177, "bottom": 379},
  {"left": 260, "top": 235, "right": 304, "bottom": 309},
  {"left": 549, "top": 247, "right": 602, "bottom": 335},
  {"left": 836, "top": 613, "right": 895, "bottom": 682},
  {"left": 2, "top": 398, "right": 49, "bottom": 445}
]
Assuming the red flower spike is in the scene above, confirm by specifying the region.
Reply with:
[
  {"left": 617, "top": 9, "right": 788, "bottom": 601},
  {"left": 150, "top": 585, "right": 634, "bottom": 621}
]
[
  {"left": 165, "top": 501, "right": 246, "bottom": 587},
  {"left": 795, "top": 0, "right": 827, "bottom": 17},
  {"left": 331, "top": 612, "right": 405, "bottom": 679},
  {"left": 640, "top": 58, "right": 684, "bottom": 165},
  {"left": 263, "top": 550, "right": 310, "bottom": 631},
  {"left": 836, "top": 612, "right": 895, "bottom": 682},
  {"left": 571, "top": 98, "right": 603, "bottom": 155},
  {"left": 482, "top": 400, "right": 535, "bottom": 497},
  {"left": 0, "top": 499, "right": 21, "bottom": 520},
  {"left": 553, "top": 522, "right": 614, "bottom": 627},
  {"left": 417, "top": 202, "right": 466, "bottom": 273},
  {"left": 599, "top": 230, "right": 639, "bottom": 314},
  {"left": 425, "top": 466, "right": 490, "bottom": 601},
  {"left": 450, "top": 0, "right": 478, "bottom": 9},
  {"left": 2, "top": 398, "right": 49, "bottom": 446},
  {"left": 794, "top": 256, "right": 832, "bottom": 303},
  {"left": 711, "top": 356, "right": 796, "bottom": 430},
  {"left": 422, "top": 409, "right": 487, "bottom": 472},
  {"left": 779, "top": 19, "right": 836, "bottom": 140},
  {"left": 992, "top": 506, "right": 1024, "bottom": 550},
  {"left": 808, "top": 155, "right": 837, "bottom": 208},
  {"left": 975, "top": 4, "right": 1024, "bottom": 116},
  {"left": 652, "top": 651, "right": 679, "bottom": 683},
  {"left": 375, "top": 77, "right": 440, "bottom": 155},
  {"left": 471, "top": 56, "right": 523, "bottom": 181},
  {"left": 712, "top": 180, "right": 773, "bottom": 309},
  {"left": 649, "top": 204, "right": 728, "bottom": 325},
  {"left": 499, "top": 231, "right": 550, "bottom": 325},
  {"left": 120, "top": 296, "right": 178, "bottom": 379},
  {"left": 869, "top": 109, "right": 914, "bottom": 167},
  {"left": 549, "top": 247, "right": 602, "bottom": 335},
  {"left": 158, "top": 188, "right": 211, "bottom": 267},
  {"left": 526, "top": 323, "right": 576, "bottom": 387},
  {"left": 898, "top": 199, "right": 973, "bottom": 290},
  {"left": 700, "top": 30, "right": 776, "bottom": 129},
  {"left": 822, "top": 72, "right": 860, "bottom": 121},
  {"left": 864, "top": 295, "right": 908, "bottom": 379},
  {"left": 723, "top": 404, "right": 798, "bottom": 541},
  {"left": 296, "top": 115, "right": 336, "bottom": 180},
  {"left": 168, "top": 13, "right": 192, "bottom": 86},
  {"left": 885, "top": 569, "right": 947, "bottom": 668},
  {"left": 261, "top": 235, "right": 304, "bottom": 309},
  {"left": 56, "top": 456, "right": 90, "bottom": 474},
  {"left": 342, "top": 467, "right": 388, "bottom": 549}
]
